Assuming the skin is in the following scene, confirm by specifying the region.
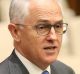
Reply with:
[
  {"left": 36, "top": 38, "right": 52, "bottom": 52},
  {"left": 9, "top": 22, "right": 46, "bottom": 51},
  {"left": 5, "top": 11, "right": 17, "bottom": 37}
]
[{"left": 8, "top": 0, "right": 63, "bottom": 70}]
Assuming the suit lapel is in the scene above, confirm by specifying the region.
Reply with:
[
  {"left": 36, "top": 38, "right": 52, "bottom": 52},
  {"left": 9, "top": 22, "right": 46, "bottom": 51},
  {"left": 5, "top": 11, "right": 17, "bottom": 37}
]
[
  {"left": 8, "top": 50, "right": 59, "bottom": 74},
  {"left": 50, "top": 64, "right": 57, "bottom": 74},
  {"left": 8, "top": 50, "right": 29, "bottom": 74}
]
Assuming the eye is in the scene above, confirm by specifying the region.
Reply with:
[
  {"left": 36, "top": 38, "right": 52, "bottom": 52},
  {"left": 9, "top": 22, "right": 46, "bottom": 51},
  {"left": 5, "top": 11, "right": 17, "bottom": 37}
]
[
  {"left": 55, "top": 23, "right": 63, "bottom": 28},
  {"left": 35, "top": 24, "right": 48, "bottom": 30},
  {"left": 38, "top": 24, "right": 45, "bottom": 29}
]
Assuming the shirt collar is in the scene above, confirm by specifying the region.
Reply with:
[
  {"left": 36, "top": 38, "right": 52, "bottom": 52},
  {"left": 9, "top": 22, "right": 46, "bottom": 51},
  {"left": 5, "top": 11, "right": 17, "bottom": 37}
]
[{"left": 15, "top": 49, "right": 51, "bottom": 74}]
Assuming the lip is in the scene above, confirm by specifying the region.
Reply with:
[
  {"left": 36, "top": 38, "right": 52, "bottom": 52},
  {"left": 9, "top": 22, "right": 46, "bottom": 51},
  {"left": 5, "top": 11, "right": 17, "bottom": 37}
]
[
  {"left": 43, "top": 45, "right": 58, "bottom": 53},
  {"left": 44, "top": 46, "right": 57, "bottom": 50}
]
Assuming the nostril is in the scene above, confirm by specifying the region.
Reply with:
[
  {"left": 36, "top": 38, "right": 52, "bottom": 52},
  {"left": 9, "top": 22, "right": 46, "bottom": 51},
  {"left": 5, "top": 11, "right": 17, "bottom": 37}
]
[
  {"left": 46, "top": 33, "right": 57, "bottom": 42},
  {"left": 47, "top": 39, "right": 54, "bottom": 43}
]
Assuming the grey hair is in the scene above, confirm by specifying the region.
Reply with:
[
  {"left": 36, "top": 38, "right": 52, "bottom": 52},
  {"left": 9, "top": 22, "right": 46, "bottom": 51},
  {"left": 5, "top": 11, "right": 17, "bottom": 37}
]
[{"left": 9, "top": 0, "right": 30, "bottom": 24}]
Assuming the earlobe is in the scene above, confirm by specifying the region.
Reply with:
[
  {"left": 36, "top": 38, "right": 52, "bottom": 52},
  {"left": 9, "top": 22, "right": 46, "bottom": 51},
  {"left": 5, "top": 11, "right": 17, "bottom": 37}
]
[{"left": 8, "top": 23, "right": 21, "bottom": 42}]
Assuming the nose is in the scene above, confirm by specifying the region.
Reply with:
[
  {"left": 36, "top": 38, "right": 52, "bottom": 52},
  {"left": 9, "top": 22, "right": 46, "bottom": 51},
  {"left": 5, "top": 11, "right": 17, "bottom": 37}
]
[{"left": 46, "top": 27, "right": 57, "bottom": 41}]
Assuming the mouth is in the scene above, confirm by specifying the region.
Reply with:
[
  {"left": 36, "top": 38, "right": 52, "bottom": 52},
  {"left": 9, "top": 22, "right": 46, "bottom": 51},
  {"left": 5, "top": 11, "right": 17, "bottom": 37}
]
[
  {"left": 44, "top": 46, "right": 57, "bottom": 50},
  {"left": 43, "top": 46, "right": 58, "bottom": 53}
]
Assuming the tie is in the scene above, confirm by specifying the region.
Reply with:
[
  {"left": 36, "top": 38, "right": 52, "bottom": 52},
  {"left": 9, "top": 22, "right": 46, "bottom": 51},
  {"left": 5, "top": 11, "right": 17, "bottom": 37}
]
[{"left": 42, "top": 70, "right": 49, "bottom": 74}]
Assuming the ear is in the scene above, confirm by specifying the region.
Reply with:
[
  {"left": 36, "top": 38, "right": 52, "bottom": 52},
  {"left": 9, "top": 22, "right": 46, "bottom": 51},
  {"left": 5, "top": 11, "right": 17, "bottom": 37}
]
[{"left": 8, "top": 23, "right": 21, "bottom": 42}]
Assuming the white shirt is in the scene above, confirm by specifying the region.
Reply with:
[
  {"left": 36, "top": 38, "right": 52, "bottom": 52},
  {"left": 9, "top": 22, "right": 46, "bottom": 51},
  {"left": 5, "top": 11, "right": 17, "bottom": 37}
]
[{"left": 15, "top": 50, "right": 51, "bottom": 74}]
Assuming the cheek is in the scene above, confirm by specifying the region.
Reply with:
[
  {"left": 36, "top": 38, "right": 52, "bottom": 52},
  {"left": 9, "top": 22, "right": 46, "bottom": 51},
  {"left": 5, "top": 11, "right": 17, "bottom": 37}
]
[
  {"left": 58, "top": 35, "right": 62, "bottom": 48},
  {"left": 21, "top": 31, "right": 40, "bottom": 50},
  {"left": 60, "top": 35, "right": 62, "bottom": 43}
]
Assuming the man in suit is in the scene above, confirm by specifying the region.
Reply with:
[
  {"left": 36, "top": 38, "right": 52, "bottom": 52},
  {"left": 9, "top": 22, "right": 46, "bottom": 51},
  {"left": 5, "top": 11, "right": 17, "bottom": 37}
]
[{"left": 0, "top": 0, "right": 75, "bottom": 74}]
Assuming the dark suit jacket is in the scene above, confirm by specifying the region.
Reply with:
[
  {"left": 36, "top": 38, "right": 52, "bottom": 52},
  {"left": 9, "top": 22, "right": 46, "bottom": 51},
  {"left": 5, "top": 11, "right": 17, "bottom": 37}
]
[{"left": 0, "top": 50, "right": 75, "bottom": 74}]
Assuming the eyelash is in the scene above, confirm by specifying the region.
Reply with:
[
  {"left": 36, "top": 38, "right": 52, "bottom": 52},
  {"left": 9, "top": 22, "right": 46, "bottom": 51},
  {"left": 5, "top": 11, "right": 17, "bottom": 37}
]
[{"left": 35, "top": 23, "right": 63, "bottom": 29}]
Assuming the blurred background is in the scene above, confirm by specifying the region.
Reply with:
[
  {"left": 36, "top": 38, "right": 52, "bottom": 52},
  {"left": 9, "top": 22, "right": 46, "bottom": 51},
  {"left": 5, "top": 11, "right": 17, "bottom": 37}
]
[{"left": 0, "top": 0, "right": 80, "bottom": 74}]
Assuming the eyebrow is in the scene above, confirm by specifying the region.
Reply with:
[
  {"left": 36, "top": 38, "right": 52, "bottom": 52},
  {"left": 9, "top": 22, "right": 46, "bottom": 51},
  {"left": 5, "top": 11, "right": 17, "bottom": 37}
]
[
  {"left": 15, "top": 20, "right": 63, "bottom": 26},
  {"left": 37, "top": 19, "right": 63, "bottom": 24}
]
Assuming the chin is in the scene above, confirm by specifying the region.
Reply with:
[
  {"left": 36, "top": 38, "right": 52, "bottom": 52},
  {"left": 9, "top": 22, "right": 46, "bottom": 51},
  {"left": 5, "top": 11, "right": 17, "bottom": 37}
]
[{"left": 43, "top": 56, "right": 57, "bottom": 65}]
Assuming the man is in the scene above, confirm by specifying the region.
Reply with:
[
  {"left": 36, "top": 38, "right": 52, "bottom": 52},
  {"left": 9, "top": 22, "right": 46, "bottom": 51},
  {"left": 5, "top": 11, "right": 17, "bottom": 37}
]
[{"left": 0, "top": 0, "right": 75, "bottom": 74}]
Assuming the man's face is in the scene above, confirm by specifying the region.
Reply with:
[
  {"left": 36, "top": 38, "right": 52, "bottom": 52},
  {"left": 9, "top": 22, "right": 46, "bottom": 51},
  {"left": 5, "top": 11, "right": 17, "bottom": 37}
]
[{"left": 17, "top": 0, "right": 63, "bottom": 69}]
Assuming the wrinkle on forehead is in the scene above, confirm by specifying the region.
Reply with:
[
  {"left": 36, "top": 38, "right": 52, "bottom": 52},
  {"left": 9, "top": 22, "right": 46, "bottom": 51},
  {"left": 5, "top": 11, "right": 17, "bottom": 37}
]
[
  {"left": 25, "top": 0, "right": 63, "bottom": 24},
  {"left": 30, "top": 0, "right": 62, "bottom": 13}
]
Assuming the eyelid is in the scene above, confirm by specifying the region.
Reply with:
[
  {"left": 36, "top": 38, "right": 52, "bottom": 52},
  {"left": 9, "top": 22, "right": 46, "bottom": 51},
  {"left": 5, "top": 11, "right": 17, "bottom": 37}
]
[
  {"left": 35, "top": 23, "right": 62, "bottom": 29},
  {"left": 35, "top": 23, "right": 50, "bottom": 27},
  {"left": 53, "top": 23, "right": 63, "bottom": 27}
]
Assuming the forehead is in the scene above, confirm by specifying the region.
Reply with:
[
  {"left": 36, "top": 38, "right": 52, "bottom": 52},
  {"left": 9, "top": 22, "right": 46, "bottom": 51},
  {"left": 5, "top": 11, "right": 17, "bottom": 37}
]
[{"left": 24, "top": 0, "right": 63, "bottom": 24}]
